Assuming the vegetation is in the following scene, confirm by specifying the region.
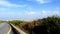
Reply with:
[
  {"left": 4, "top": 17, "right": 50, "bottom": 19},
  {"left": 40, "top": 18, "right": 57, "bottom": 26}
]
[
  {"left": 9, "top": 20, "right": 26, "bottom": 25},
  {"left": 9, "top": 16, "right": 60, "bottom": 34},
  {"left": 0, "top": 20, "right": 7, "bottom": 24}
]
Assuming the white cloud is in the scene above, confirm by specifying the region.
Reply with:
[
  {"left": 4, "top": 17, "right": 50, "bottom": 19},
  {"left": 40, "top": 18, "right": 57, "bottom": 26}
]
[
  {"left": 0, "top": 0, "right": 26, "bottom": 7},
  {"left": 36, "top": 0, "right": 51, "bottom": 4},
  {"left": 23, "top": 6, "right": 36, "bottom": 15},
  {"left": 27, "top": 0, "right": 51, "bottom": 4},
  {"left": 41, "top": 10, "right": 60, "bottom": 16},
  {"left": 42, "top": 10, "right": 47, "bottom": 13},
  {"left": 27, "top": 11, "right": 36, "bottom": 15},
  {"left": 55, "top": 7, "right": 60, "bottom": 10},
  {"left": 0, "top": 10, "right": 60, "bottom": 21}
]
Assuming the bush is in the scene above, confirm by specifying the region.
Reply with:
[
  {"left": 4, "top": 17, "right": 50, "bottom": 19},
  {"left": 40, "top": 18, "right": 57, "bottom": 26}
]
[
  {"left": 32, "top": 16, "right": 60, "bottom": 34},
  {"left": 9, "top": 20, "right": 25, "bottom": 25}
]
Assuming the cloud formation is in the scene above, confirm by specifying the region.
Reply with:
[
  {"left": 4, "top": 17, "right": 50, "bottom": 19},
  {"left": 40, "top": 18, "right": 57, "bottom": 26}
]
[
  {"left": 0, "top": 0, "right": 60, "bottom": 21},
  {"left": 36, "top": 0, "right": 51, "bottom": 4},
  {"left": 25, "top": 11, "right": 36, "bottom": 15},
  {"left": 27, "top": 0, "right": 51, "bottom": 4},
  {"left": 0, "top": 0, "right": 26, "bottom": 8},
  {"left": 0, "top": 9, "right": 60, "bottom": 21}
]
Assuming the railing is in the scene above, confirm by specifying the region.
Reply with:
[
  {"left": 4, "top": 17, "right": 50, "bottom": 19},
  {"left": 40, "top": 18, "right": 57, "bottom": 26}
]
[{"left": 9, "top": 23, "right": 26, "bottom": 34}]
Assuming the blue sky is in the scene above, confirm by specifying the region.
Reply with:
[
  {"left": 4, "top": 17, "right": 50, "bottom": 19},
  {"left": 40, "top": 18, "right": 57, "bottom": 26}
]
[{"left": 0, "top": 0, "right": 60, "bottom": 21}]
